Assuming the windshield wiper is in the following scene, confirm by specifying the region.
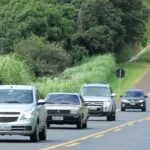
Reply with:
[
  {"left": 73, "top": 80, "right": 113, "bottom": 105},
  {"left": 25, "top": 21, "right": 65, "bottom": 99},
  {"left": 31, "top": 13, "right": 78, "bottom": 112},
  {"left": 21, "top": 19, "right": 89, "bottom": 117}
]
[
  {"left": 60, "top": 102, "right": 70, "bottom": 104},
  {"left": 46, "top": 101, "right": 55, "bottom": 104},
  {"left": 2, "top": 101, "right": 21, "bottom": 103}
]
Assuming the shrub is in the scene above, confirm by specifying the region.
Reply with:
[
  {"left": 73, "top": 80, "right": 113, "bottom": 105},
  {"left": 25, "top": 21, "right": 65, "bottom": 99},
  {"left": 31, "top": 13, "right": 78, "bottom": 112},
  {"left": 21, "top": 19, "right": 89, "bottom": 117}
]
[
  {"left": 33, "top": 54, "right": 116, "bottom": 97},
  {"left": 0, "top": 55, "right": 32, "bottom": 84},
  {"left": 14, "top": 35, "right": 72, "bottom": 77}
]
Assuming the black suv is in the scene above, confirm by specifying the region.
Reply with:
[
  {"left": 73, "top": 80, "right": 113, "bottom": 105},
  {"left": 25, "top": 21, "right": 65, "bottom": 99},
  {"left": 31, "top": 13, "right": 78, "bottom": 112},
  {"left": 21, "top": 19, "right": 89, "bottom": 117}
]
[{"left": 120, "top": 89, "right": 148, "bottom": 112}]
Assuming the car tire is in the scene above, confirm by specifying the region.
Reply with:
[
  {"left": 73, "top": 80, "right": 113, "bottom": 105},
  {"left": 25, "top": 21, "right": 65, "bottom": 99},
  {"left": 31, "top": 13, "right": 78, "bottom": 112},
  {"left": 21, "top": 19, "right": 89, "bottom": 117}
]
[
  {"left": 121, "top": 107, "right": 125, "bottom": 112},
  {"left": 30, "top": 123, "right": 39, "bottom": 142},
  {"left": 142, "top": 106, "right": 146, "bottom": 112},
  {"left": 83, "top": 120, "right": 87, "bottom": 128},
  {"left": 112, "top": 112, "right": 116, "bottom": 121},
  {"left": 39, "top": 124, "right": 47, "bottom": 141},
  {"left": 107, "top": 113, "right": 113, "bottom": 121},
  {"left": 47, "top": 123, "right": 50, "bottom": 129},
  {"left": 77, "top": 120, "right": 83, "bottom": 129}
]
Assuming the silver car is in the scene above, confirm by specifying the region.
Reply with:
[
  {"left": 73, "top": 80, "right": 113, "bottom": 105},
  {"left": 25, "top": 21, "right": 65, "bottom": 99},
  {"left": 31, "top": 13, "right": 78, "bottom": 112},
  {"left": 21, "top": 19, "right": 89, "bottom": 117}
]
[
  {"left": 79, "top": 83, "right": 116, "bottom": 121},
  {"left": 45, "top": 93, "right": 89, "bottom": 129},
  {"left": 0, "top": 85, "right": 47, "bottom": 142}
]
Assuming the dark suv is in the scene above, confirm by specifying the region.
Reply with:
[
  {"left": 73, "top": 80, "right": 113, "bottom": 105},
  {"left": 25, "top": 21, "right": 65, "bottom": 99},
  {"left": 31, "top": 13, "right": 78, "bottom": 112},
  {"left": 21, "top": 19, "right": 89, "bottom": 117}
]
[{"left": 120, "top": 89, "right": 148, "bottom": 112}]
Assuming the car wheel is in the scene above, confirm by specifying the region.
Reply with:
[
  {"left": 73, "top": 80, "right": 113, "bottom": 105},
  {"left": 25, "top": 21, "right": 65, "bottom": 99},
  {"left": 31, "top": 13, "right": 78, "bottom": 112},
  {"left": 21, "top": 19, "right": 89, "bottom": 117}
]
[
  {"left": 112, "top": 112, "right": 116, "bottom": 121},
  {"left": 47, "top": 123, "right": 50, "bottom": 129},
  {"left": 107, "top": 113, "right": 114, "bottom": 121},
  {"left": 39, "top": 124, "right": 47, "bottom": 141},
  {"left": 30, "top": 123, "right": 39, "bottom": 142},
  {"left": 77, "top": 120, "right": 83, "bottom": 129},
  {"left": 142, "top": 106, "right": 146, "bottom": 112},
  {"left": 121, "top": 107, "right": 125, "bottom": 112},
  {"left": 83, "top": 120, "right": 87, "bottom": 128}
]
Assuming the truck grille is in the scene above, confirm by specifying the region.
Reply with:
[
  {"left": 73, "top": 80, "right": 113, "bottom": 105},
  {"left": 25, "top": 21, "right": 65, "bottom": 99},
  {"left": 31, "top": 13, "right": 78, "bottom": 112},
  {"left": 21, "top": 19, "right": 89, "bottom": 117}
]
[
  {"left": 0, "top": 112, "right": 20, "bottom": 115},
  {"left": 0, "top": 117, "right": 18, "bottom": 123},
  {"left": 86, "top": 101, "right": 104, "bottom": 106},
  {"left": 47, "top": 110, "right": 70, "bottom": 115}
]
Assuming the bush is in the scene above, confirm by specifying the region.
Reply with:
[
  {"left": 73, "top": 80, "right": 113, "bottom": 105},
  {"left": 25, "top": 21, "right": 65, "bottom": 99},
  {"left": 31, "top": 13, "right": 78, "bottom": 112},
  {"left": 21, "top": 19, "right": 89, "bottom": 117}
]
[
  {"left": 70, "top": 45, "right": 88, "bottom": 65},
  {"left": 0, "top": 55, "right": 32, "bottom": 84},
  {"left": 33, "top": 54, "right": 116, "bottom": 97},
  {"left": 14, "top": 35, "right": 72, "bottom": 77},
  {"left": 71, "top": 26, "right": 115, "bottom": 55}
]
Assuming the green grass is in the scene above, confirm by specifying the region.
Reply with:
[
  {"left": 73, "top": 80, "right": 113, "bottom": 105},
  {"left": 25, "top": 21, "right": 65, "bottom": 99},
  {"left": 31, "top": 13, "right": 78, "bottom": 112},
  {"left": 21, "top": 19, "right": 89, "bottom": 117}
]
[
  {"left": 110, "top": 62, "right": 149, "bottom": 97},
  {"left": 0, "top": 55, "right": 33, "bottom": 84},
  {"left": 33, "top": 54, "right": 116, "bottom": 97}
]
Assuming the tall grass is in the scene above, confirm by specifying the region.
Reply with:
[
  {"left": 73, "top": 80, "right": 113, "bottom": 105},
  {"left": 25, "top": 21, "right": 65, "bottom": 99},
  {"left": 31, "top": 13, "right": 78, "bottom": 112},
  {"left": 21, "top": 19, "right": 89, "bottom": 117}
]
[
  {"left": 33, "top": 54, "right": 116, "bottom": 97},
  {"left": 0, "top": 55, "right": 33, "bottom": 84}
]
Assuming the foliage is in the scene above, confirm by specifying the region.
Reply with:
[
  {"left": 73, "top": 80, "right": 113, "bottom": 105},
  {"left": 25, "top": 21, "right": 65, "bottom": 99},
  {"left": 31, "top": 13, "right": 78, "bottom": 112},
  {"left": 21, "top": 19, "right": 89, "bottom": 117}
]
[
  {"left": 111, "top": 0, "right": 149, "bottom": 43},
  {"left": 33, "top": 54, "right": 116, "bottom": 97},
  {"left": 0, "top": 0, "right": 76, "bottom": 53},
  {"left": 14, "top": 35, "right": 71, "bottom": 77},
  {"left": 72, "top": 26, "right": 115, "bottom": 55},
  {"left": 0, "top": 55, "right": 32, "bottom": 84}
]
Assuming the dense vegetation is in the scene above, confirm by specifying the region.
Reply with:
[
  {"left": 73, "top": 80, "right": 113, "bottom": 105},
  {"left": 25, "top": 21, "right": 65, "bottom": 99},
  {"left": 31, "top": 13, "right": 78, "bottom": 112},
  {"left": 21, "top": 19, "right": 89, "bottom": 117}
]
[
  {"left": 0, "top": 0, "right": 149, "bottom": 77},
  {"left": 0, "top": 0, "right": 149, "bottom": 97}
]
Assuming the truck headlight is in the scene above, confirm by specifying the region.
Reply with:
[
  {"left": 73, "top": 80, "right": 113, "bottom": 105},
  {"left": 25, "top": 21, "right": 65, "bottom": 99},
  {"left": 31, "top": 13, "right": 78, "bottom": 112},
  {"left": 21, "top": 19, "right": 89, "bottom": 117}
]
[
  {"left": 139, "top": 100, "right": 144, "bottom": 103},
  {"left": 20, "top": 109, "right": 35, "bottom": 120},
  {"left": 104, "top": 102, "right": 111, "bottom": 107},
  {"left": 121, "top": 99, "right": 129, "bottom": 103},
  {"left": 70, "top": 109, "right": 79, "bottom": 115}
]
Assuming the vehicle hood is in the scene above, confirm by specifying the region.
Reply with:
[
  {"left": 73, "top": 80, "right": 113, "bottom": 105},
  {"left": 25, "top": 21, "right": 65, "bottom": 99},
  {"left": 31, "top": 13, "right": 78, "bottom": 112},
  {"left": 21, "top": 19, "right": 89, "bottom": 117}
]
[
  {"left": 82, "top": 96, "right": 111, "bottom": 102},
  {"left": 122, "top": 97, "right": 144, "bottom": 101},
  {"left": 0, "top": 103, "right": 35, "bottom": 113},
  {"left": 45, "top": 104, "right": 81, "bottom": 110}
]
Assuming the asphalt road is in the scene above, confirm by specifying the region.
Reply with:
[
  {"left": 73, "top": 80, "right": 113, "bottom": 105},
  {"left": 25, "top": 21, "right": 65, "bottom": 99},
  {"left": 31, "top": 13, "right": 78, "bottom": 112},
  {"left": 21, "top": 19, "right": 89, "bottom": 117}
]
[
  {"left": 1, "top": 70, "right": 150, "bottom": 150},
  {"left": 0, "top": 97, "right": 150, "bottom": 150}
]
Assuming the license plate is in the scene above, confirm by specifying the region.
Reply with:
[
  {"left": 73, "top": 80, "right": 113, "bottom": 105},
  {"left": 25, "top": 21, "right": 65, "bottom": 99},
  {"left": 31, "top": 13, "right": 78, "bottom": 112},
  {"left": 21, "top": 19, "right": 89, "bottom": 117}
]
[
  {"left": 0, "top": 125, "right": 11, "bottom": 131},
  {"left": 88, "top": 106, "right": 97, "bottom": 110},
  {"left": 52, "top": 116, "right": 63, "bottom": 120},
  {"left": 130, "top": 102, "right": 135, "bottom": 105}
]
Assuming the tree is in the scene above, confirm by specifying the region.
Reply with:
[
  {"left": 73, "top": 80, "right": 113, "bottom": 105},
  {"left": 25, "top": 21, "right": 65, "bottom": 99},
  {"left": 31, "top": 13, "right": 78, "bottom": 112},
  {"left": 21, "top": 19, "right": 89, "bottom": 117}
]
[
  {"left": 0, "top": 0, "right": 76, "bottom": 53},
  {"left": 79, "top": 0, "right": 126, "bottom": 53},
  {"left": 72, "top": 26, "right": 115, "bottom": 55},
  {"left": 14, "top": 35, "right": 71, "bottom": 77},
  {"left": 110, "top": 0, "right": 149, "bottom": 43}
]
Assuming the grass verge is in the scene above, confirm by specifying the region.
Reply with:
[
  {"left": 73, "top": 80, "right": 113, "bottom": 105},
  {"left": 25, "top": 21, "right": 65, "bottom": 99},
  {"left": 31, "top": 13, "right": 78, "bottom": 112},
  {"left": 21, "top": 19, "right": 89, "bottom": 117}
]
[{"left": 110, "top": 62, "right": 149, "bottom": 97}]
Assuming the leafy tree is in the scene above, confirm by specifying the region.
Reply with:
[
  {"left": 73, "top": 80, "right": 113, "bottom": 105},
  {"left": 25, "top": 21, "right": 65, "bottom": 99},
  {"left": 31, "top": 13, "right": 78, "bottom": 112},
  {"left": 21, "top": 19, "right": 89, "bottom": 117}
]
[
  {"left": 0, "top": 0, "right": 76, "bottom": 53},
  {"left": 72, "top": 26, "right": 115, "bottom": 55},
  {"left": 14, "top": 35, "right": 71, "bottom": 77},
  {"left": 79, "top": 0, "right": 126, "bottom": 53},
  {"left": 110, "top": 0, "right": 149, "bottom": 43}
]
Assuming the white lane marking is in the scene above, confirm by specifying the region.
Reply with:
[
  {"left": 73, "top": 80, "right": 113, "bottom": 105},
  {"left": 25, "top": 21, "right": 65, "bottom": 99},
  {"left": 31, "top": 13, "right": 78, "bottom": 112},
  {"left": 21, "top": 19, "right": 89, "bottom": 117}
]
[
  {"left": 65, "top": 142, "right": 80, "bottom": 148},
  {"left": 94, "top": 134, "right": 104, "bottom": 139},
  {"left": 113, "top": 128, "right": 121, "bottom": 132}
]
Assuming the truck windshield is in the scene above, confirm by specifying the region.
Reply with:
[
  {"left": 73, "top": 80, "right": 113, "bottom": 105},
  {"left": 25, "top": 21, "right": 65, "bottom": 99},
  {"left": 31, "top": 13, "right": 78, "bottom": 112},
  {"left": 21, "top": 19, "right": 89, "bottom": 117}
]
[
  {"left": 0, "top": 89, "right": 33, "bottom": 104},
  {"left": 81, "top": 86, "right": 110, "bottom": 97}
]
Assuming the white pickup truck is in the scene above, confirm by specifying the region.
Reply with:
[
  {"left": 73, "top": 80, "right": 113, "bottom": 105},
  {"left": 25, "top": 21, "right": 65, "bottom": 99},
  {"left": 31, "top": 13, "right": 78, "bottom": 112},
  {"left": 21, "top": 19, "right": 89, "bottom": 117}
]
[{"left": 0, "top": 85, "right": 47, "bottom": 142}]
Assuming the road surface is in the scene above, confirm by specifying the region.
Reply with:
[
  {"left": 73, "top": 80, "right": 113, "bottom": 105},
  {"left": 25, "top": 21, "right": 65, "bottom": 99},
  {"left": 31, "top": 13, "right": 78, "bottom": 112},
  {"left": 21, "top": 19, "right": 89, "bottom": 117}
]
[{"left": 1, "top": 71, "right": 150, "bottom": 150}]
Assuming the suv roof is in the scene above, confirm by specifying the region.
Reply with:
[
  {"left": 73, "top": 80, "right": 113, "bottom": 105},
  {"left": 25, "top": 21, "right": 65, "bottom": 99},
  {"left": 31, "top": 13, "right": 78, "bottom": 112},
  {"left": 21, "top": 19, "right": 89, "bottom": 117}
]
[
  {"left": 81, "top": 83, "right": 110, "bottom": 88},
  {"left": 0, "top": 85, "right": 35, "bottom": 90}
]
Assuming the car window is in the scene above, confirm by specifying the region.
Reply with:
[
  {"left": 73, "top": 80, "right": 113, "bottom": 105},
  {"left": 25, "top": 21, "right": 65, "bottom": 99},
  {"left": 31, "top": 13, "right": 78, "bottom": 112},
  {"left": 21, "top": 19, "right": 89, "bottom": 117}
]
[
  {"left": 80, "top": 86, "right": 110, "bottom": 97},
  {"left": 124, "top": 91, "right": 144, "bottom": 97},
  {"left": 0, "top": 89, "right": 33, "bottom": 104},
  {"left": 46, "top": 94, "right": 80, "bottom": 105}
]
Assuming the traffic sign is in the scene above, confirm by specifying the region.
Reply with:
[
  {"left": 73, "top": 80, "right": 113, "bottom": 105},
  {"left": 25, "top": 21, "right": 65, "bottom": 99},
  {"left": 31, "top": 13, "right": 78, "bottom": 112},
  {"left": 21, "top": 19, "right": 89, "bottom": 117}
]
[{"left": 115, "top": 68, "right": 125, "bottom": 78}]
